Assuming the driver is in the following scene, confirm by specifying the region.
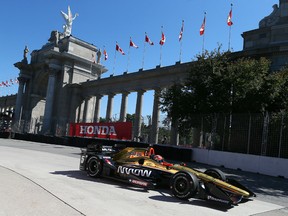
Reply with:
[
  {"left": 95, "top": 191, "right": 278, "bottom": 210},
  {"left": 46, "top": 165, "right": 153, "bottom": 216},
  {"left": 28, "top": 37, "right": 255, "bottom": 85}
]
[
  {"left": 152, "top": 155, "right": 164, "bottom": 163},
  {"left": 151, "top": 155, "right": 173, "bottom": 167}
]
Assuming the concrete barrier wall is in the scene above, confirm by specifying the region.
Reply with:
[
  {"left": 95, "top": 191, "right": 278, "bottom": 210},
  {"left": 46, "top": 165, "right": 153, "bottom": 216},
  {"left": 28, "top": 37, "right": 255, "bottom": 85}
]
[
  {"left": 6, "top": 133, "right": 287, "bottom": 178},
  {"left": 192, "top": 148, "right": 288, "bottom": 178},
  {"left": 10, "top": 133, "right": 193, "bottom": 162}
]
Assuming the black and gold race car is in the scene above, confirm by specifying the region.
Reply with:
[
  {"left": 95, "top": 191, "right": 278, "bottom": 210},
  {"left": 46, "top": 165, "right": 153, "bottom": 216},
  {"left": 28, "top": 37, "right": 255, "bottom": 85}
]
[{"left": 79, "top": 144, "right": 255, "bottom": 205}]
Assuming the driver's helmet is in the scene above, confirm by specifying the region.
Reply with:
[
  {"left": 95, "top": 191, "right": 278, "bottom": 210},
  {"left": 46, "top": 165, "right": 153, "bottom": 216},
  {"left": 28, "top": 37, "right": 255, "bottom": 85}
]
[{"left": 152, "top": 155, "right": 164, "bottom": 163}]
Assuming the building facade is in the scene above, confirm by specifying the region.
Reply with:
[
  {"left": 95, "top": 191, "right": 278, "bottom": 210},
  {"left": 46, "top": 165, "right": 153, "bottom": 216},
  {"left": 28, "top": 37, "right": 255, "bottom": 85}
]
[{"left": 1, "top": 0, "right": 288, "bottom": 145}]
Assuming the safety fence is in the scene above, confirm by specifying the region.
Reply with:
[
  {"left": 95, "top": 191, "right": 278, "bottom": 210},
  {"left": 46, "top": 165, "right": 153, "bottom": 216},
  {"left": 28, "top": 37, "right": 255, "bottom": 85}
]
[
  {"left": 10, "top": 112, "right": 288, "bottom": 159},
  {"left": 182, "top": 112, "right": 288, "bottom": 159}
]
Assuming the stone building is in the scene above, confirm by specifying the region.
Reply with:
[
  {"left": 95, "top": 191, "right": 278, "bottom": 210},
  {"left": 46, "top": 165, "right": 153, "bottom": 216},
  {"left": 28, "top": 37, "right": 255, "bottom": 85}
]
[
  {"left": 234, "top": 0, "right": 288, "bottom": 70},
  {"left": 1, "top": 0, "right": 288, "bottom": 144},
  {"left": 13, "top": 32, "right": 106, "bottom": 135}
]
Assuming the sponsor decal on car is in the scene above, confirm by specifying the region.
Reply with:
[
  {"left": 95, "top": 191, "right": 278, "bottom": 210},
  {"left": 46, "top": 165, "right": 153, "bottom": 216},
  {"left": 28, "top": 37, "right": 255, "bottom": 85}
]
[
  {"left": 117, "top": 166, "right": 152, "bottom": 177},
  {"left": 207, "top": 196, "right": 230, "bottom": 204},
  {"left": 129, "top": 179, "right": 148, "bottom": 187}
]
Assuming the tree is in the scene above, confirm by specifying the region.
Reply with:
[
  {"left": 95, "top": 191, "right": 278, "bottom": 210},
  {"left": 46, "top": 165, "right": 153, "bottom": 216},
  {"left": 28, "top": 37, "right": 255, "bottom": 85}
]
[{"left": 160, "top": 48, "right": 288, "bottom": 133}]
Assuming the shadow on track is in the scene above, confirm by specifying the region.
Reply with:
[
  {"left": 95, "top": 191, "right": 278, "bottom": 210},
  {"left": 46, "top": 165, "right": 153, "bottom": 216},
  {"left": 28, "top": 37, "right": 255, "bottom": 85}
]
[{"left": 51, "top": 170, "right": 235, "bottom": 212}]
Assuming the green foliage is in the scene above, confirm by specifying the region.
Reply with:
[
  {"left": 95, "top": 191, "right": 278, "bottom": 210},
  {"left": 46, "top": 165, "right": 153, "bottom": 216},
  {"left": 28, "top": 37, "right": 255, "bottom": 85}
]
[{"left": 160, "top": 48, "right": 288, "bottom": 132}]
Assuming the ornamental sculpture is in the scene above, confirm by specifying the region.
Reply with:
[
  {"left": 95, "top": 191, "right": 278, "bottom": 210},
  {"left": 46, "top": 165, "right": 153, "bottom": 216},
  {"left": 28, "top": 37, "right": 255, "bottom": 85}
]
[{"left": 61, "top": 6, "right": 78, "bottom": 37}]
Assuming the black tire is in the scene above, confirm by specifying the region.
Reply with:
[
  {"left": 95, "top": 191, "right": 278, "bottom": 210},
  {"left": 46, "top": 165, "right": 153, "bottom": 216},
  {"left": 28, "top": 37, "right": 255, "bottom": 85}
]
[
  {"left": 204, "top": 168, "right": 226, "bottom": 181},
  {"left": 170, "top": 172, "right": 199, "bottom": 200},
  {"left": 87, "top": 156, "right": 103, "bottom": 177}
]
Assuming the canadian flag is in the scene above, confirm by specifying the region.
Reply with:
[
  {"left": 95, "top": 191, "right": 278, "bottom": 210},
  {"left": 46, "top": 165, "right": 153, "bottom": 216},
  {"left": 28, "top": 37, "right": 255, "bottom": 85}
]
[
  {"left": 145, "top": 33, "right": 154, "bottom": 45},
  {"left": 227, "top": 9, "right": 233, "bottom": 26},
  {"left": 116, "top": 43, "right": 125, "bottom": 55},
  {"left": 179, "top": 20, "right": 184, "bottom": 41},
  {"left": 103, "top": 49, "right": 108, "bottom": 60},
  {"left": 130, "top": 37, "right": 139, "bottom": 48},
  {"left": 200, "top": 14, "right": 206, "bottom": 36},
  {"left": 159, "top": 32, "right": 166, "bottom": 46}
]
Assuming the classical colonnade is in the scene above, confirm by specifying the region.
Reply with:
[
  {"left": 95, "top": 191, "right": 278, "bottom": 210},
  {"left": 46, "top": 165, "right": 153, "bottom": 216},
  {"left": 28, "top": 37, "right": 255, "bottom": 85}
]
[
  {"left": 75, "top": 88, "right": 161, "bottom": 142},
  {"left": 68, "top": 62, "right": 192, "bottom": 144}
]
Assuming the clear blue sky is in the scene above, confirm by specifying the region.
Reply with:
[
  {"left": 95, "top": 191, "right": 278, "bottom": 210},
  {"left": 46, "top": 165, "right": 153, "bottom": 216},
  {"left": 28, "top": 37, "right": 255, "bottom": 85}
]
[{"left": 0, "top": 0, "right": 278, "bottom": 120}]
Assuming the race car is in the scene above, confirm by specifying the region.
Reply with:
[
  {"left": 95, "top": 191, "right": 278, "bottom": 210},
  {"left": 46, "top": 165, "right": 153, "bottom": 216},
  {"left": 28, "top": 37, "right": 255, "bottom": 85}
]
[{"left": 79, "top": 144, "right": 255, "bottom": 205}]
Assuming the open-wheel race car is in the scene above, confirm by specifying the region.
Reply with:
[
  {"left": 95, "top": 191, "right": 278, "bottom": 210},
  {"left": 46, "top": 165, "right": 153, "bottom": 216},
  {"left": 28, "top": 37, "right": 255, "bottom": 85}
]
[{"left": 79, "top": 144, "right": 255, "bottom": 205}]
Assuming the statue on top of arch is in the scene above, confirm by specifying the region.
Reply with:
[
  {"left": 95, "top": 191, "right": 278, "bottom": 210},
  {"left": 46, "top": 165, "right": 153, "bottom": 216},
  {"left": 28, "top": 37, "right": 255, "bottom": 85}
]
[{"left": 61, "top": 6, "right": 78, "bottom": 37}]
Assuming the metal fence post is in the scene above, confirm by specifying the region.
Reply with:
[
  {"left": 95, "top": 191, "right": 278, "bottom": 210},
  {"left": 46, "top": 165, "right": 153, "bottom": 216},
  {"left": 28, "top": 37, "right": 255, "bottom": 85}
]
[
  {"left": 247, "top": 113, "right": 252, "bottom": 154},
  {"left": 222, "top": 114, "right": 226, "bottom": 151},
  {"left": 261, "top": 111, "right": 269, "bottom": 156},
  {"left": 278, "top": 112, "right": 284, "bottom": 158}
]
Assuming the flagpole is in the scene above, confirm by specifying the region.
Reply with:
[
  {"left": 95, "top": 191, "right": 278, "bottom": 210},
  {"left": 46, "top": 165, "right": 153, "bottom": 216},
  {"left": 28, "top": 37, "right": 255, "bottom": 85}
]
[
  {"left": 113, "top": 42, "right": 117, "bottom": 75},
  {"left": 228, "top": 4, "right": 233, "bottom": 51},
  {"left": 142, "top": 33, "right": 147, "bottom": 69},
  {"left": 160, "top": 45, "right": 162, "bottom": 66},
  {"left": 179, "top": 40, "right": 183, "bottom": 62},
  {"left": 160, "top": 26, "right": 163, "bottom": 66},
  {"left": 179, "top": 20, "right": 184, "bottom": 62},
  {"left": 202, "top": 12, "right": 206, "bottom": 55},
  {"left": 127, "top": 37, "right": 131, "bottom": 72},
  {"left": 228, "top": 25, "right": 232, "bottom": 51}
]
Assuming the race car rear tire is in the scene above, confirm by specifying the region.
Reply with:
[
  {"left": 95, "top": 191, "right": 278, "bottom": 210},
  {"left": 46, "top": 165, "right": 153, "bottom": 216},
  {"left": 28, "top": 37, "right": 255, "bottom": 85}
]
[
  {"left": 170, "top": 172, "right": 199, "bottom": 200},
  {"left": 87, "top": 156, "right": 103, "bottom": 177},
  {"left": 204, "top": 168, "right": 226, "bottom": 181}
]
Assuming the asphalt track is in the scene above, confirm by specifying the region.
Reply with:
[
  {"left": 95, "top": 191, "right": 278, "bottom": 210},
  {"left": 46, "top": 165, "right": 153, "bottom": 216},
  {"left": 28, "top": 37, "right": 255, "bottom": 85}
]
[{"left": 0, "top": 138, "right": 287, "bottom": 216}]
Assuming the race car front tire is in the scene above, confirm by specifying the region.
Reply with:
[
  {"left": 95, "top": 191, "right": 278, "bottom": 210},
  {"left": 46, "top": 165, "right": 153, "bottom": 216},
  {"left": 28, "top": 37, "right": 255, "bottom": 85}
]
[
  {"left": 204, "top": 168, "right": 226, "bottom": 181},
  {"left": 170, "top": 171, "right": 199, "bottom": 200},
  {"left": 87, "top": 156, "right": 103, "bottom": 177}
]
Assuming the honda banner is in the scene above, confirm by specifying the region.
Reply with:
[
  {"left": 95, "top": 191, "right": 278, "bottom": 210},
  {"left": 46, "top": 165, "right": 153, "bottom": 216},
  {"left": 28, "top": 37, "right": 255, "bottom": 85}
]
[{"left": 69, "top": 122, "right": 132, "bottom": 140}]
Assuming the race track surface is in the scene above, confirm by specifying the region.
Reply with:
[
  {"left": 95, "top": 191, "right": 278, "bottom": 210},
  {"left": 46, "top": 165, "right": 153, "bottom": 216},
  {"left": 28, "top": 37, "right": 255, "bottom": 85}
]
[{"left": 0, "top": 139, "right": 287, "bottom": 216}]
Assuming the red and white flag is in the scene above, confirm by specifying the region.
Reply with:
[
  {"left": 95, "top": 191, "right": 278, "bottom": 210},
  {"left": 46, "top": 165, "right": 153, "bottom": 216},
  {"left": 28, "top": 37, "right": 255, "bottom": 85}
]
[
  {"left": 200, "top": 14, "right": 206, "bottom": 36},
  {"left": 227, "top": 8, "right": 233, "bottom": 26},
  {"left": 10, "top": 79, "right": 14, "bottom": 85},
  {"left": 159, "top": 31, "right": 166, "bottom": 46},
  {"left": 116, "top": 43, "right": 125, "bottom": 55},
  {"left": 179, "top": 20, "right": 184, "bottom": 41},
  {"left": 130, "top": 37, "right": 139, "bottom": 48},
  {"left": 145, "top": 33, "right": 154, "bottom": 45},
  {"left": 103, "top": 49, "right": 108, "bottom": 60}
]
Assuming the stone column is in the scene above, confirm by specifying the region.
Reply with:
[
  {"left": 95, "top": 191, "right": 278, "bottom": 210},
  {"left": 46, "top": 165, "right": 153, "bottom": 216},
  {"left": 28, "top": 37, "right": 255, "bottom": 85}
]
[
  {"left": 76, "top": 101, "right": 83, "bottom": 123},
  {"left": 82, "top": 97, "right": 90, "bottom": 123},
  {"left": 13, "top": 77, "right": 26, "bottom": 124},
  {"left": 134, "top": 90, "right": 145, "bottom": 139},
  {"left": 42, "top": 69, "right": 58, "bottom": 134},
  {"left": 119, "top": 91, "right": 129, "bottom": 122},
  {"left": 151, "top": 88, "right": 161, "bottom": 144},
  {"left": 106, "top": 93, "right": 115, "bottom": 122},
  {"left": 93, "top": 94, "right": 102, "bottom": 122},
  {"left": 86, "top": 96, "right": 95, "bottom": 122}
]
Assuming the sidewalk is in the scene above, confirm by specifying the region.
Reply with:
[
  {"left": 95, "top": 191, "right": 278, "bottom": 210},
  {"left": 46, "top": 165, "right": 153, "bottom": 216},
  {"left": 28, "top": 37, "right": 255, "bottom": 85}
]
[{"left": 0, "top": 166, "right": 82, "bottom": 216}]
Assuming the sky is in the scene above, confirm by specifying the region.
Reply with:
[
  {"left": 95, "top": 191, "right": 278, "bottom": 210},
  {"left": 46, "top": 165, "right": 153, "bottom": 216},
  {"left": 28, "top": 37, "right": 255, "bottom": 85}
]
[{"left": 0, "top": 0, "right": 278, "bottom": 121}]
